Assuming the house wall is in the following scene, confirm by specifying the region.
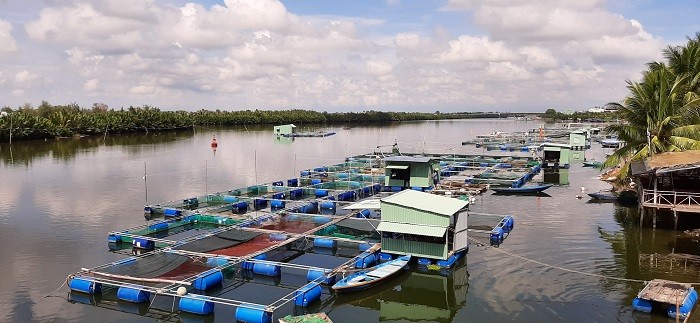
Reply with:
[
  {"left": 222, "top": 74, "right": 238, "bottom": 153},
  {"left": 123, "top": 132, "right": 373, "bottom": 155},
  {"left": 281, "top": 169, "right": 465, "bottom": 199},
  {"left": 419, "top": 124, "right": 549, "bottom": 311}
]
[
  {"left": 381, "top": 238, "right": 448, "bottom": 259},
  {"left": 382, "top": 204, "right": 450, "bottom": 226}
]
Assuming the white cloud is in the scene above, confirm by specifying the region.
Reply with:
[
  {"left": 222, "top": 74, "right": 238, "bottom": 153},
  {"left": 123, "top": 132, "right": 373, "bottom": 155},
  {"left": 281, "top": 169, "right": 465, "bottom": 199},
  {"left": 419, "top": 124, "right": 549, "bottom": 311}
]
[
  {"left": 0, "top": 19, "right": 17, "bottom": 53},
  {"left": 0, "top": 0, "right": 670, "bottom": 111}
]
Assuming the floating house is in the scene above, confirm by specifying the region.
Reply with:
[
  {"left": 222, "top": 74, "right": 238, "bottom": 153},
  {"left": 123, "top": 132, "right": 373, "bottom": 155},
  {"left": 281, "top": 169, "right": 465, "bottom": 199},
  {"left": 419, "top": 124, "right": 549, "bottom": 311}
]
[
  {"left": 377, "top": 190, "right": 469, "bottom": 260},
  {"left": 541, "top": 143, "right": 571, "bottom": 169},
  {"left": 631, "top": 150, "right": 700, "bottom": 229},
  {"left": 273, "top": 124, "right": 297, "bottom": 136},
  {"left": 384, "top": 156, "right": 439, "bottom": 191},
  {"left": 569, "top": 130, "right": 588, "bottom": 150}
]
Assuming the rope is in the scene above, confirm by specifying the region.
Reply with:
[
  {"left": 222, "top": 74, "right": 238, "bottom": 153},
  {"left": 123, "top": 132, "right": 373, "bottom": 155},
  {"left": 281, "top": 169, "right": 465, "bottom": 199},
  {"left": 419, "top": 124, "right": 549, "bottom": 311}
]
[
  {"left": 44, "top": 274, "right": 73, "bottom": 298},
  {"left": 468, "top": 236, "right": 700, "bottom": 286}
]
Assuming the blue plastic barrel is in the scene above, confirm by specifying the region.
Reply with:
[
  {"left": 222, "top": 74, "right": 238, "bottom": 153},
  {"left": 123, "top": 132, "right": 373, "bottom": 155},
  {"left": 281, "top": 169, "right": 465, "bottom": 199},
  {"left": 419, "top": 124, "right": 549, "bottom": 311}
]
[
  {"left": 306, "top": 270, "right": 336, "bottom": 285},
  {"left": 254, "top": 199, "right": 268, "bottom": 210},
  {"left": 313, "top": 216, "right": 332, "bottom": 224},
  {"left": 272, "top": 193, "right": 284, "bottom": 200},
  {"left": 314, "top": 189, "right": 328, "bottom": 197},
  {"left": 252, "top": 263, "right": 281, "bottom": 276},
  {"left": 269, "top": 233, "right": 288, "bottom": 241},
  {"left": 117, "top": 286, "right": 150, "bottom": 303},
  {"left": 632, "top": 297, "right": 652, "bottom": 313},
  {"left": 270, "top": 200, "right": 285, "bottom": 209},
  {"left": 207, "top": 256, "right": 228, "bottom": 267},
  {"left": 179, "top": 295, "right": 214, "bottom": 315},
  {"left": 148, "top": 222, "right": 168, "bottom": 231},
  {"left": 242, "top": 254, "right": 266, "bottom": 270},
  {"left": 233, "top": 201, "right": 248, "bottom": 213},
  {"left": 272, "top": 181, "right": 283, "bottom": 186},
  {"left": 358, "top": 243, "right": 372, "bottom": 252},
  {"left": 287, "top": 178, "right": 298, "bottom": 187},
  {"left": 311, "top": 179, "right": 322, "bottom": 185},
  {"left": 132, "top": 238, "right": 155, "bottom": 250},
  {"left": 355, "top": 253, "right": 377, "bottom": 268},
  {"left": 193, "top": 269, "right": 223, "bottom": 290},
  {"left": 144, "top": 206, "right": 154, "bottom": 215},
  {"left": 668, "top": 289, "right": 698, "bottom": 318},
  {"left": 290, "top": 188, "right": 303, "bottom": 199},
  {"left": 223, "top": 196, "right": 238, "bottom": 203},
  {"left": 417, "top": 258, "right": 432, "bottom": 266},
  {"left": 69, "top": 277, "right": 102, "bottom": 294},
  {"left": 320, "top": 201, "right": 335, "bottom": 210},
  {"left": 337, "top": 173, "right": 349, "bottom": 179},
  {"left": 313, "top": 238, "right": 337, "bottom": 249},
  {"left": 163, "top": 208, "right": 181, "bottom": 217},
  {"left": 235, "top": 305, "right": 271, "bottom": 323},
  {"left": 300, "top": 170, "right": 310, "bottom": 176},
  {"left": 182, "top": 215, "right": 197, "bottom": 223},
  {"left": 490, "top": 226, "right": 504, "bottom": 244},
  {"left": 379, "top": 253, "right": 393, "bottom": 261},
  {"left": 108, "top": 234, "right": 122, "bottom": 244},
  {"left": 437, "top": 254, "right": 458, "bottom": 268},
  {"left": 356, "top": 209, "right": 371, "bottom": 218},
  {"left": 294, "top": 283, "right": 322, "bottom": 307}
]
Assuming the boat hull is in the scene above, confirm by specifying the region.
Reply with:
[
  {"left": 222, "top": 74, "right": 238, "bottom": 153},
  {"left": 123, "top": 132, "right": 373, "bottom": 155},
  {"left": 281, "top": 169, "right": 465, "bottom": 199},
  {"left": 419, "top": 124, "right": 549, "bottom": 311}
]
[
  {"left": 492, "top": 184, "right": 553, "bottom": 194},
  {"left": 332, "top": 255, "right": 410, "bottom": 293}
]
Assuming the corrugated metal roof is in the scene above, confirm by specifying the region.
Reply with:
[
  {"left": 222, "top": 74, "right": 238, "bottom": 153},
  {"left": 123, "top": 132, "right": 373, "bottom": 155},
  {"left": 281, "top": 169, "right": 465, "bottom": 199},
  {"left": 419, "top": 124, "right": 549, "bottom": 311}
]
[
  {"left": 377, "top": 222, "right": 446, "bottom": 237},
  {"left": 385, "top": 156, "right": 435, "bottom": 163},
  {"left": 342, "top": 199, "right": 381, "bottom": 210},
  {"left": 381, "top": 190, "right": 468, "bottom": 216},
  {"left": 386, "top": 165, "right": 409, "bottom": 169}
]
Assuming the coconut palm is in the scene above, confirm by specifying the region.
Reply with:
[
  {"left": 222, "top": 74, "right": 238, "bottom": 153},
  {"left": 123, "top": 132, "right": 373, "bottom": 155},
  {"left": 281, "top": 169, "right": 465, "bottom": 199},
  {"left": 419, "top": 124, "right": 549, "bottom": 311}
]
[{"left": 604, "top": 60, "right": 700, "bottom": 179}]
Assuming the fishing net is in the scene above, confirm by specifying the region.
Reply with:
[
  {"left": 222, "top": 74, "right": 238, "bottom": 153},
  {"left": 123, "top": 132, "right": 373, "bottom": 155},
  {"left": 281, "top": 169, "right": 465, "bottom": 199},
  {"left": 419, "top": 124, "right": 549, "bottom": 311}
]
[{"left": 173, "top": 229, "right": 262, "bottom": 253}]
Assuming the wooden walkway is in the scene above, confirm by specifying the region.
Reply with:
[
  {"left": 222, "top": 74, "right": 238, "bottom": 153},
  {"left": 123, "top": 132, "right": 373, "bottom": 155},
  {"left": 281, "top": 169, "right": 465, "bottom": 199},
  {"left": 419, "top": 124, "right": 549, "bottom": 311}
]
[{"left": 642, "top": 190, "right": 700, "bottom": 214}]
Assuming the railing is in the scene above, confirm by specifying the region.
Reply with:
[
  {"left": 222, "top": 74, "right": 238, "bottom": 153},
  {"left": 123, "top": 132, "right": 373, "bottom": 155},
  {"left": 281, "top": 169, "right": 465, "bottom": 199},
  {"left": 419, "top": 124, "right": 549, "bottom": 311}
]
[{"left": 642, "top": 189, "right": 700, "bottom": 209}]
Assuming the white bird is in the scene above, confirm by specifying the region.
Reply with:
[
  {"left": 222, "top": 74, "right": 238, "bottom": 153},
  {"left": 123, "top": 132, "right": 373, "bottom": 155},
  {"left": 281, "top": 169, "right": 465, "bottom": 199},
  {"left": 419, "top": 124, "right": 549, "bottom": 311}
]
[{"left": 580, "top": 186, "right": 586, "bottom": 193}]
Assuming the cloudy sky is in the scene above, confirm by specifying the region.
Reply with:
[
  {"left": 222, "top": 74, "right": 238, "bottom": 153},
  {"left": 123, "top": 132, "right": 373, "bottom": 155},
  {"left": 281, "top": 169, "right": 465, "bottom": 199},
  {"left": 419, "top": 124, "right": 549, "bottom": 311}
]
[{"left": 0, "top": 0, "right": 698, "bottom": 112}]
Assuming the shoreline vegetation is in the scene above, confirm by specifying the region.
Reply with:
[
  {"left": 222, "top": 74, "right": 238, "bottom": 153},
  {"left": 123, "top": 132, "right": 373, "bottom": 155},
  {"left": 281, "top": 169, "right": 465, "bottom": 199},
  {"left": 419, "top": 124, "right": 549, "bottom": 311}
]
[{"left": 0, "top": 102, "right": 617, "bottom": 143}]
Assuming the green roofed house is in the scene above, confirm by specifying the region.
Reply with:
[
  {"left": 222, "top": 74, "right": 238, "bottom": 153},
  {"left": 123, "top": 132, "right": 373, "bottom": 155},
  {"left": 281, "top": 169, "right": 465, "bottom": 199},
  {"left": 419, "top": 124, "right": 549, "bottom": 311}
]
[
  {"left": 377, "top": 190, "right": 469, "bottom": 260},
  {"left": 273, "top": 124, "right": 296, "bottom": 135},
  {"left": 384, "top": 156, "right": 440, "bottom": 191},
  {"left": 541, "top": 143, "right": 571, "bottom": 169}
]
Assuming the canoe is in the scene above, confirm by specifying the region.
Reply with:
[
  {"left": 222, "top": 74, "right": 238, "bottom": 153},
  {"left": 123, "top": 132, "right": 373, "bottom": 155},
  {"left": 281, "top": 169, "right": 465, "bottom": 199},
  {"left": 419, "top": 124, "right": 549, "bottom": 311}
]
[
  {"left": 332, "top": 255, "right": 410, "bottom": 292},
  {"left": 492, "top": 183, "right": 553, "bottom": 194},
  {"left": 587, "top": 190, "right": 638, "bottom": 203},
  {"left": 582, "top": 161, "right": 603, "bottom": 167}
]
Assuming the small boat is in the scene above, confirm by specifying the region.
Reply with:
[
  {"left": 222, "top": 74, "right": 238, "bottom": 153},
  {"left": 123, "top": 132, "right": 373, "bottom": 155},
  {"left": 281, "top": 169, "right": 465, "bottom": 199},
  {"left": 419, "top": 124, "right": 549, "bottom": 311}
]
[
  {"left": 601, "top": 137, "right": 624, "bottom": 148},
  {"left": 587, "top": 190, "right": 638, "bottom": 204},
  {"left": 582, "top": 161, "right": 603, "bottom": 168},
  {"left": 491, "top": 183, "right": 553, "bottom": 194},
  {"left": 332, "top": 255, "right": 410, "bottom": 292}
]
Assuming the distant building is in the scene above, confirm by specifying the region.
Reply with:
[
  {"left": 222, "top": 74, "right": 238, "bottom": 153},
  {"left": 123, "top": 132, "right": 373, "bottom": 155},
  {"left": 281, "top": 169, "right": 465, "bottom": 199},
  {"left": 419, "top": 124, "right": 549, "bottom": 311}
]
[
  {"left": 588, "top": 107, "right": 605, "bottom": 113},
  {"left": 603, "top": 102, "right": 623, "bottom": 112},
  {"left": 273, "top": 124, "right": 296, "bottom": 135}
]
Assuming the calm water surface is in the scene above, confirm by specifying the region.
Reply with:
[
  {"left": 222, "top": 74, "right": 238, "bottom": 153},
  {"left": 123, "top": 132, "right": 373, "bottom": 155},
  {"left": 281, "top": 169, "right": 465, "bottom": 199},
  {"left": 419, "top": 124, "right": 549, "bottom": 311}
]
[{"left": 1, "top": 119, "right": 698, "bottom": 322}]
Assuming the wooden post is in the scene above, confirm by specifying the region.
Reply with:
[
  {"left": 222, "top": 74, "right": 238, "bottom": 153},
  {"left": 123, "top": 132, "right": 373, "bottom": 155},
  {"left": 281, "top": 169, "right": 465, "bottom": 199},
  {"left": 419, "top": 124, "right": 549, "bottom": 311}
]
[{"left": 674, "top": 209, "right": 678, "bottom": 231}]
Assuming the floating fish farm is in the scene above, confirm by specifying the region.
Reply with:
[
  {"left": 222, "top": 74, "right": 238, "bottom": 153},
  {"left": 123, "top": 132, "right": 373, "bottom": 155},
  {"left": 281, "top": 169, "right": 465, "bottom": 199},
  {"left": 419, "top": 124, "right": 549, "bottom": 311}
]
[{"left": 67, "top": 152, "right": 530, "bottom": 322}]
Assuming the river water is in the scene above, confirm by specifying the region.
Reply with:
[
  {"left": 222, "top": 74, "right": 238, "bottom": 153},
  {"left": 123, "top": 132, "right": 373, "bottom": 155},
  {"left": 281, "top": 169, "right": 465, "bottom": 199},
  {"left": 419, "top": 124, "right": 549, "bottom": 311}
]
[{"left": 0, "top": 119, "right": 698, "bottom": 322}]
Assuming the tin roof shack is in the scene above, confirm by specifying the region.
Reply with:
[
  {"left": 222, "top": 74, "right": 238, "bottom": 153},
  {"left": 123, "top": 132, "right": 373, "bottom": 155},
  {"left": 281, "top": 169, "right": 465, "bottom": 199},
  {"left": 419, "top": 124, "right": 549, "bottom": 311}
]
[
  {"left": 273, "top": 124, "right": 296, "bottom": 135},
  {"left": 541, "top": 143, "right": 571, "bottom": 169},
  {"left": 377, "top": 190, "right": 469, "bottom": 260},
  {"left": 632, "top": 150, "right": 700, "bottom": 229},
  {"left": 569, "top": 130, "right": 588, "bottom": 150},
  {"left": 384, "top": 156, "right": 439, "bottom": 191}
]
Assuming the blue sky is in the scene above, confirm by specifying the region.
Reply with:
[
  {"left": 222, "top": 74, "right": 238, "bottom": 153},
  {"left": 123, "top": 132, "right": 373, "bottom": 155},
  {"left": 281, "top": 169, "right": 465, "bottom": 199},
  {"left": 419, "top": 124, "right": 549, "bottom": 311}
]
[{"left": 0, "top": 0, "right": 697, "bottom": 112}]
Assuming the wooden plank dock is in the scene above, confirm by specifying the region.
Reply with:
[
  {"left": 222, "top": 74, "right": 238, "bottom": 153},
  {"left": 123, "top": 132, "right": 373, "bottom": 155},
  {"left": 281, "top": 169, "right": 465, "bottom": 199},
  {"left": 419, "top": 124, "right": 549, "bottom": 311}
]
[{"left": 637, "top": 279, "right": 691, "bottom": 304}]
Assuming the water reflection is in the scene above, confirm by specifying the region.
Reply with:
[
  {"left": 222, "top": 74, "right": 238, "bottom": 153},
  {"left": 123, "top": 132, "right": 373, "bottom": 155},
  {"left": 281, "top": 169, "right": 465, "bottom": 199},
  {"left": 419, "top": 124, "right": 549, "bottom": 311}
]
[
  {"left": 332, "top": 260, "right": 468, "bottom": 322},
  {"left": 542, "top": 168, "right": 569, "bottom": 186}
]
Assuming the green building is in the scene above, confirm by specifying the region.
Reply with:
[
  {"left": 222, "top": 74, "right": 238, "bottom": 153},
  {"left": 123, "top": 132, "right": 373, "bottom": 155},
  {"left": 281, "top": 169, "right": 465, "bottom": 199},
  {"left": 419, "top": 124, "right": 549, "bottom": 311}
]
[
  {"left": 273, "top": 124, "right": 296, "bottom": 135},
  {"left": 384, "top": 156, "right": 439, "bottom": 190},
  {"left": 377, "top": 190, "right": 469, "bottom": 260},
  {"left": 569, "top": 130, "right": 587, "bottom": 150},
  {"left": 541, "top": 143, "right": 571, "bottom": 169}
]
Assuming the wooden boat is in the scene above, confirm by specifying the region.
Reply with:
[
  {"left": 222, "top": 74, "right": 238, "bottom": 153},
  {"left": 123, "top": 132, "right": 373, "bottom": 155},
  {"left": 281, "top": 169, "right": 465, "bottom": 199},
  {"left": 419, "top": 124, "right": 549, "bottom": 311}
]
[
  {"left": 491, "top": 183, "right": 553, "bottom": 194},
  {"left": 582, "top": 161, "right": 603, "bottom": 167},
  {"left": 587, "top": 190, "right": 638, "bottom": 203},
  {"left": 332, "top": 255, "right": 410, "bottom": 292}
]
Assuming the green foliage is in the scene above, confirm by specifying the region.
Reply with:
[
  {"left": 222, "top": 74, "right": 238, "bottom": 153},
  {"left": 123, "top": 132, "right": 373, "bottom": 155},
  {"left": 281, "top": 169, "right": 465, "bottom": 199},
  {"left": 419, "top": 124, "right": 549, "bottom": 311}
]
[
  {"left": 0, "top": 104, "right": 529, "bottom": 142},
  {"left": 604, "top": 34, "right": 700, "bottom": 178}
]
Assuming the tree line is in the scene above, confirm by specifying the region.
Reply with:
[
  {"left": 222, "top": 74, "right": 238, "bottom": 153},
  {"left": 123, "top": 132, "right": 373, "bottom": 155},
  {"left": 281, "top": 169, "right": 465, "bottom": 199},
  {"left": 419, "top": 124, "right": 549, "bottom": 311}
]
[{"left": 0, "top": 102, "right": 524, "bottom": 142}]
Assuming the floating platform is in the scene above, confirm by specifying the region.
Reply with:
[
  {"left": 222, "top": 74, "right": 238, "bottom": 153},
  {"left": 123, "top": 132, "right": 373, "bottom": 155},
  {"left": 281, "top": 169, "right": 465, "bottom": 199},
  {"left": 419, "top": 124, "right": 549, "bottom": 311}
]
[
  {"left": 69, "top": 150, "right": 523, "bottom": 322},
  {"left": 281, "top": 131, "right": 336, "bottom": 138},
  {"left": 633, "top": 279, "right": 698, "bottom": 319}
]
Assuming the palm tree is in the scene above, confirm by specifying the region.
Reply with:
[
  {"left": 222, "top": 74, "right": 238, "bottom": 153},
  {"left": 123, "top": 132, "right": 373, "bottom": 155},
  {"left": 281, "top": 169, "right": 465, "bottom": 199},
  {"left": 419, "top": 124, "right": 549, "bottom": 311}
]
[{"left": 604, "top": 42, "right": 700, "bottom": 179}]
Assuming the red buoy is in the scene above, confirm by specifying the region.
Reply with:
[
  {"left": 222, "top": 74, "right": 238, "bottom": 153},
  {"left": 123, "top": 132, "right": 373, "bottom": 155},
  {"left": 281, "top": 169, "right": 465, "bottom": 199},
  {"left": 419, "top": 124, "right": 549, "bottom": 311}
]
[{"left": 211, "top": 136, "right": 218, "bottom": 148}]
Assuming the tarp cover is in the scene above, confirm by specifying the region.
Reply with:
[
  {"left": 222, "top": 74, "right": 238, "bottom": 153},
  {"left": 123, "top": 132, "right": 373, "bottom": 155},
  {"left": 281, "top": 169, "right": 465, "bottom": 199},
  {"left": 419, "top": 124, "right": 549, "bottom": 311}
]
[
  {"left": 174, "top": 229, "right": 261, "bottom": 253},
  {"left": 337, "top": 219, "right": 380, "bottom": 232},
  {"left": 102, "top": 252, "right": 192, "bottom": 278}
]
